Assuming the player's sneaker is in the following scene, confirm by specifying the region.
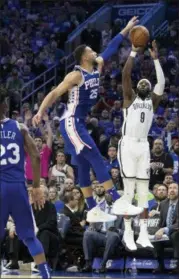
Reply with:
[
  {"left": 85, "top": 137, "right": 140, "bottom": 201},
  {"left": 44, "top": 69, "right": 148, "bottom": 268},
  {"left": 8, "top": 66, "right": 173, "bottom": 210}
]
[
  {"left": 31, "top": 263, "right": 39, "bottom": 273},
  {"left": 5, "top": 261, "right": 19, "bottom": 270},
  {"left": 87, "top": 206, "right": 117, "bottom": 223},
  {"left": 122, "top": 230, "right": 137, "bottom": 251},
  {"left": 136, "top": 231, "right": 154, "bottom": 249},
  {"left": 112, "top": 198, "right": 144, "bottom": 216}
]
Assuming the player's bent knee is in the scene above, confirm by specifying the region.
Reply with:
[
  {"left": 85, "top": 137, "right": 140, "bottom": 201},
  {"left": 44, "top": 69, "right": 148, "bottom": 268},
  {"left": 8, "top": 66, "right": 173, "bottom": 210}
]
[{"left": 23, "top": 236, "right": 44, "bottom": 257}]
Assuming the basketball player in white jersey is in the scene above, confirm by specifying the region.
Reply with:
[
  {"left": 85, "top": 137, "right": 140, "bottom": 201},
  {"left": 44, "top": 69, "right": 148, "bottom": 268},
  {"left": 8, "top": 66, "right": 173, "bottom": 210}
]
[{"left": 112, "top": 41, "right": 165, "bottom": 250}]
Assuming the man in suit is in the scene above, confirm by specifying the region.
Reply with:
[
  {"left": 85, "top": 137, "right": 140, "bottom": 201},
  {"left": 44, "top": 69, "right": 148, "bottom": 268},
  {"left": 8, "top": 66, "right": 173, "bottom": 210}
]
[
  {"left": 82, "top": 193, "right": 123, "bottom": 274},
  {"left": 62, "top": 192, "right": 85, "bottom": 245},
  {"left": 153, "top": 183, "right": 179, "bottom": 274}
]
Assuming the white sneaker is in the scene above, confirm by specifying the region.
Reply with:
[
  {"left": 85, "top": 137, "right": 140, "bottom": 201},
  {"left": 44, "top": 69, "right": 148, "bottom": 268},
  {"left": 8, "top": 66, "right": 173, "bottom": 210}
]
[
  {"left": 112, "top": 198, "right": 144, "bottom": 216},
  {"left": 136, "top": 231, "right": 154, "bottom": 248},
  {"left": 31, "top": 262, "right": 39, "bottom": 273},
  {"left": 122, "top": 230, "right": 137, "bottom": 251},
  {"left": 87, "top": 206, "right": 117, "bottom": 223}
]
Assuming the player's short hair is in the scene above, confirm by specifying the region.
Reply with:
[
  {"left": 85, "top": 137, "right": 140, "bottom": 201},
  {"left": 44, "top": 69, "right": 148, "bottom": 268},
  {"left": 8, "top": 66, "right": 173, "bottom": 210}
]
[{"left": 74, "top": 44, "right": 87, "bottom": 64}]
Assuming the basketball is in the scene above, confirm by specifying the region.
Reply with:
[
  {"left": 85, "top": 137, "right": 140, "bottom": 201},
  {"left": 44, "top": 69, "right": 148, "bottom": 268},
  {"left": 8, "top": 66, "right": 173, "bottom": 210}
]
[{"left": 130, "top": 26, "right": 150, "bottom": 47}]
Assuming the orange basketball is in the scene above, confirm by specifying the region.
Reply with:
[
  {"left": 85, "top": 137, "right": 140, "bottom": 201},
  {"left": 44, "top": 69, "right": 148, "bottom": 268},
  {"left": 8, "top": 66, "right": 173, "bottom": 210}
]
[{"left": 130, "top": 26, "right": 150, "bottom": 48}]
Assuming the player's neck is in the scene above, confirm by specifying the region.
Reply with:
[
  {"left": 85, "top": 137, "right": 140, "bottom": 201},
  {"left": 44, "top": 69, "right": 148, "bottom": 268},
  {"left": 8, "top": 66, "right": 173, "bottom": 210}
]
[{"left": 80, "top": 63, "right": 93, "bottom": 73}]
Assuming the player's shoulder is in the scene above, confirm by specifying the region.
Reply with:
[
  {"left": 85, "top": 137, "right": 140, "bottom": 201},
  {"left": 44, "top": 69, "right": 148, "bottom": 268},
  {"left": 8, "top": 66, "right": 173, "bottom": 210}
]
[
  {"left": 1, "top": 118, "right": 20, "bottom": 128},
  {"left": 64, "top": 70, "right": 82, "bottom": 85}
]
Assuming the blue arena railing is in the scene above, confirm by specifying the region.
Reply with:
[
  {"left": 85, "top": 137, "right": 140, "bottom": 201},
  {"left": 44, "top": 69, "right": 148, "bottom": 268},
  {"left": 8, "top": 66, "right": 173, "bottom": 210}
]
[{"left": 153, "top": 20, "right": 169, "bottom": 38}]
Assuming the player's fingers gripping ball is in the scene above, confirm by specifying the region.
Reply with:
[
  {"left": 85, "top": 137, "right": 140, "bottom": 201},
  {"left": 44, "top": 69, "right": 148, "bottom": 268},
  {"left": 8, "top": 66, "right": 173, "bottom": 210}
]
[{"left": 130, "top": 25, "right": 150, "bottom": 48}]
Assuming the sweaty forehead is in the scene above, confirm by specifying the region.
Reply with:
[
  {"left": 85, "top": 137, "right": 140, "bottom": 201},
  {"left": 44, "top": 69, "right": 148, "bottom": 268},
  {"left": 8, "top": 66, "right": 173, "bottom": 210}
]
[{"left": 139, "top": 80, "right": 149, "bottom": 86}]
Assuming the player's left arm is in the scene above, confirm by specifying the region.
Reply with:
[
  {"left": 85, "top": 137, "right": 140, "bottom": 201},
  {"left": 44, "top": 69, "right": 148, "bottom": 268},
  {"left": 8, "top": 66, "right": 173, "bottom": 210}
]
[
  {"left": 96, "top": 16, "right": 139, "bottom": 73},
  {"left": 20, "top": 123, "right": 40, "bottom": 189},
  {"left": 149, "top": 41, "right": 165, "bottom": 111}
]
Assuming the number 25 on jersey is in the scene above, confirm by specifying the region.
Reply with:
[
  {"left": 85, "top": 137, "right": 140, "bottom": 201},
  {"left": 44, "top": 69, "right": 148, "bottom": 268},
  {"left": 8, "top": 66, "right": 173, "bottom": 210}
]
[
  {"left": 0, "top": 143, "right": 20, "bottom": 165},
  {"left": 90, "top": 89, "right": 98, "bottom": 99}
]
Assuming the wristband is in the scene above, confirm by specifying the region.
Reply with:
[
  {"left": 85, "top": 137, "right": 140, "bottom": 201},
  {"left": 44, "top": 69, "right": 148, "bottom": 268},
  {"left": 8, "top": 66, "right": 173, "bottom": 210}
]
[{"left": 130, "top": 51, "right": 137, "bottom": 58}]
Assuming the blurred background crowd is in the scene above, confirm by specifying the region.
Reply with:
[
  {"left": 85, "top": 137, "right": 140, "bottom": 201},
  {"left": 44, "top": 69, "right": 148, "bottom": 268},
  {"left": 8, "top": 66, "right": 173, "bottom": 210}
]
[{"left": 0, "top": 0, "right": 179, "bottom": 275}]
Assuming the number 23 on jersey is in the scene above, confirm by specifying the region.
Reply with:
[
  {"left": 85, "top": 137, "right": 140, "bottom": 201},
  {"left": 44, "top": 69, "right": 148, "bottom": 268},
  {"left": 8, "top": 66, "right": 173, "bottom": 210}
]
[{"left": 0, "top": 143, "right": 20, "bottom": 165}]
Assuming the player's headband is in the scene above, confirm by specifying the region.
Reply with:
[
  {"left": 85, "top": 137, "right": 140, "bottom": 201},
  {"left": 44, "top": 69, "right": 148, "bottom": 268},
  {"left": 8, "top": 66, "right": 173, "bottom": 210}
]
[{"left": 137, "top": 79, "right": 152, "bottom": 91}]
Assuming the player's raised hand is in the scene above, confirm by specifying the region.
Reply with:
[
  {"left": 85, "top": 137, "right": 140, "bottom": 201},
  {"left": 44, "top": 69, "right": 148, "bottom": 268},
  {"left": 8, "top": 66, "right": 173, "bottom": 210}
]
[
  {"left": 149, "top": 40, "right": 158, "bottom": 59},
  {"left": 31, "top": 187, "right": 45, "bottom": 210},
  {"left": 126, "top": 16, "right": 139, "bottom": 31},
  {"left": 32, "top": 112, "right": 42, "bottom": 127},
  {"left": 132, "top": 44, "right": 142, "bottom": 53}
]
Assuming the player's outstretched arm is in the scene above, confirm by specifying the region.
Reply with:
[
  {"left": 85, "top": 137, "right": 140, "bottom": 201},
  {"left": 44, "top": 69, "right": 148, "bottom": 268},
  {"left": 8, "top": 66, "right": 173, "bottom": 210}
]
[
  {"left": 122, "top": 45, "right": 139, "bottom": 107},
  {"left": 96, "top": 16, "right": 139, "bottom": 73},
  {"left": 32, "top": 71, "right": 82, "bottom": 126},
  {"left": 149, "top": 41, "right": 165, "bottom": 111}
]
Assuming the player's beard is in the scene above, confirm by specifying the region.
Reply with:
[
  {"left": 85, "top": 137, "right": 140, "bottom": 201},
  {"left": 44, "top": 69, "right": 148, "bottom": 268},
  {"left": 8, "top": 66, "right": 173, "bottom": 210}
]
[{"left": 137, "top": 89, "right": 150, "bottom": 100}]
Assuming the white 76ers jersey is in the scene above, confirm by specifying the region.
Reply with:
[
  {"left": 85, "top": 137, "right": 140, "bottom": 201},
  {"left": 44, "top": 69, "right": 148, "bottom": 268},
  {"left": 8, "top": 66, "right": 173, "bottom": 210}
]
[{"left": 122, "top": 96, "right": 153, "bottom": 138}]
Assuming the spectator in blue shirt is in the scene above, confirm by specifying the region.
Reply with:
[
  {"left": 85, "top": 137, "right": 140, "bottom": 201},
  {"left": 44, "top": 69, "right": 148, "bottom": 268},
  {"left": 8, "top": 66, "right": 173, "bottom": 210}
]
[
  {"left": 105, "top": 145, "right": 119, "bottom": 173},
  {"left": 106, "top": 117, "right": 122, "bottom": 138},
  {"left": 110, "top": 100, "right": 123, "bottom": 121},
  {"left": 149, "top": 116, "right": 165, "bottom": 139}
]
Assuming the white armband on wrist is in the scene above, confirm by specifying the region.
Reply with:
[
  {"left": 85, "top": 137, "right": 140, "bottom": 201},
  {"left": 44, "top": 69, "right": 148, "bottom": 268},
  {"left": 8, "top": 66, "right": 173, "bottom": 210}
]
[
  {"left": 130, "top": 51, "right": 137, "bottom": 58},
  {"left": 153, "top": 59, "right": 165, "bottom": 96}
]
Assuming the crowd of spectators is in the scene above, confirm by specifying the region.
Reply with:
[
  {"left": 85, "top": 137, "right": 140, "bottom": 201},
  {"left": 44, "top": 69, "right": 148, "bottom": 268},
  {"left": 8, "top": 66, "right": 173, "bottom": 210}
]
[
  {"left": 0, "top": 0, "right": 101, "bottom": 107},
  {"left": 1, "top": 0, "right": 179, "bottom": 276}
]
